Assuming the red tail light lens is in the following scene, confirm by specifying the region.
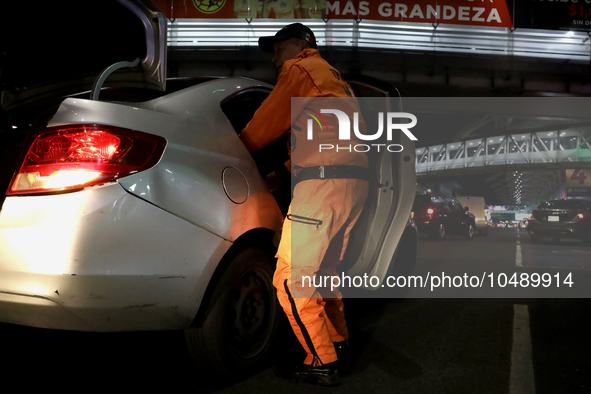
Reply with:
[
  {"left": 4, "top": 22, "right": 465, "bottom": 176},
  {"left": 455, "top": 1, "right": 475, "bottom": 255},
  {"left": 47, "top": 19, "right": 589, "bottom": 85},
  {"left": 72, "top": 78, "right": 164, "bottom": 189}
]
[
  {"left": 529, "top": 213, "right": 537, "bottom": 221},
  {"left": 427, "top": 207, "right": 435, "bottom": 219},
  {"left": 8, "top": 124, "right": 166, "bottom": 195},
  {"left": 577, "top": 213, "right": 584, "bottom": 220}
]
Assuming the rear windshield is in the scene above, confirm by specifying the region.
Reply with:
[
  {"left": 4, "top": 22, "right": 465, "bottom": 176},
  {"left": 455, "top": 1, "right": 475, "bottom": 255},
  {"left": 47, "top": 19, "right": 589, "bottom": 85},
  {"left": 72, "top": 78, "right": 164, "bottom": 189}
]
[
  {"left": 413, "top": 195, "right": 445, "bottom": 210},
  {"left": 537, "top": 199, "right": 591, "bottom": 209}
]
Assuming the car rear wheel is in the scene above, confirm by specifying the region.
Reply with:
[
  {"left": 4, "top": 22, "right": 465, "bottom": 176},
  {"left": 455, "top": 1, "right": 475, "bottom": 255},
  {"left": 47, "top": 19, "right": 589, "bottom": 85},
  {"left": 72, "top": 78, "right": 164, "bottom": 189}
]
[
  {"left": 435, "top": 223, "right": 446, "bottom": 240},
  {"left": 465, "top": 224, "right": 475, "bottom": 239},
  {"left": 184, "top": 246, "right": 280, "bottom": 378}
]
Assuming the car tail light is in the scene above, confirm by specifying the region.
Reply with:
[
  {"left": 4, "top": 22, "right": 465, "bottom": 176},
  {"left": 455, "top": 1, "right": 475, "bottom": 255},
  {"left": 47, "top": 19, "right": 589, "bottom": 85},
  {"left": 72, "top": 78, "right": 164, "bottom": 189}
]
[
  {"left": 529, "top": 213, "right": 537, "bottom": 221},
  {"left": 7, "top": 124, "right": 166, "bottom": 195},
  {"left": 575, "top": 213, "right": 585, "bottom": 221},
  {"left": 427, "top": 207, "right": 435, "bottom": 220}
]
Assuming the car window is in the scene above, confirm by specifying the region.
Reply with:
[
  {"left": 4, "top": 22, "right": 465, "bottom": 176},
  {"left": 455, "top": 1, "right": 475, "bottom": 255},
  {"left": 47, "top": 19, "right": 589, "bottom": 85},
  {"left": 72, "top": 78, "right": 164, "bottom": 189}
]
[
  {"left": 432, "top": 197, "right": 446, "bottom": 210},
  {"left": 433, "top": 201, "right": 445, "bottom": 210},
  {"left": 221, "top": 87, "right": 289, "bottom": 180},
  {"left": 413, "top": 195, "right": 446, "bottom": 210},
  {"left": 220, "top": 87, "right": 272, "bottom": 134},
  {"left": 452, "top": 200, "right": 464, "bottom": 211},
  {"left": 412, "top": 195, "right": 431, "bottom": 210}
]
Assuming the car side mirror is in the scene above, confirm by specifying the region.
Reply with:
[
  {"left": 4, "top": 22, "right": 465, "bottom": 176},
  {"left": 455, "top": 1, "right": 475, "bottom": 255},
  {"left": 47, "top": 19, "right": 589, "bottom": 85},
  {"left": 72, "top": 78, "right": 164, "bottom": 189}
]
[{"left": 464, "top": 207, "right": 469, "bottom": 211}]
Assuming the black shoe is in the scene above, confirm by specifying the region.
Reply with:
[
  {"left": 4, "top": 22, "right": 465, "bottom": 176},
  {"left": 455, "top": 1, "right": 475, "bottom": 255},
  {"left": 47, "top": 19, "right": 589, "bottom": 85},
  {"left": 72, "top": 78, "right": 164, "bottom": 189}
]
[
  {"left": 334, "top": 340, "right": 351, "bottom": 361},
  {"left": 287, "top": 361, "right": 341, "bottom": 386}
]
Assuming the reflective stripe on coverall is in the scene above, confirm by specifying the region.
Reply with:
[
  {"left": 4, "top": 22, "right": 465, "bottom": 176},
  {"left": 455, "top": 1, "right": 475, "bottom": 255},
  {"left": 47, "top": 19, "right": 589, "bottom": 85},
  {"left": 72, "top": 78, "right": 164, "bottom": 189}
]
[{"left": 241, "top": 48, "right": 368, "bottom": 366}]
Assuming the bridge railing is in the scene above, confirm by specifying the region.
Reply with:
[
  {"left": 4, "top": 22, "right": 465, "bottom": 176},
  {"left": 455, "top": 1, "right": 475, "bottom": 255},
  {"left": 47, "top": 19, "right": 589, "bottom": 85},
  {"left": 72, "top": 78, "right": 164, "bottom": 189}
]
[{"left": 416, "top": 130, "right": 591, "bottom": 173}]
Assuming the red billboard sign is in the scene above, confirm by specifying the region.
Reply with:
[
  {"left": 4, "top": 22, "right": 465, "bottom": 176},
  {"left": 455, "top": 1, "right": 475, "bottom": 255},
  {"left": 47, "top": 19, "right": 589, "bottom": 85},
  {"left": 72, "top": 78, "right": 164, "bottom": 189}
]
[
  {"left": 325, "top": 1, "right": 512, "bottom": 27},
  {"left": 152, "top": 0, "right": 513, "bottom": 28}
]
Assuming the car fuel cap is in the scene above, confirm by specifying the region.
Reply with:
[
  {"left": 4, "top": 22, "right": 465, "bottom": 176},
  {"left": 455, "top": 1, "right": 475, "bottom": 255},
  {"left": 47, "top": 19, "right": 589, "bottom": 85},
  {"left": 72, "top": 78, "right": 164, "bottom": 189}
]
[{"left": 222, "top": 167, "right": 249, "bottom": 204}]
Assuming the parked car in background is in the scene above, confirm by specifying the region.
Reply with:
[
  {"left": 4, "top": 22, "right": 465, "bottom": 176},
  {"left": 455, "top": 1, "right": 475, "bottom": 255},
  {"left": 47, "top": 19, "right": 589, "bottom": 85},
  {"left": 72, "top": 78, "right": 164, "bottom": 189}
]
[
  {"left": 456, "top": 196, "right": 488, "bottom": 236},
  {"left": 412, "top": 193, "right": 476, "bottom": 239},
  {"left": 528, "top": 199, "right": 591, "bottom": 244},
  {"left": 519, "top": 219, "right": 529, "bottom": 229},
  {"left": 0, "top": 0, "right": 417, "bottom": 378}
]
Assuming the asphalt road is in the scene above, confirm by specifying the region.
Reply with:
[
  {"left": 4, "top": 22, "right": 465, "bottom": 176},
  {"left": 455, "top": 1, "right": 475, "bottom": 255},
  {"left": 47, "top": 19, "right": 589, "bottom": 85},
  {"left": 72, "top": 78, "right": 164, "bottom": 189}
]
[{"left": 3, "top": 228, "right": 591, "bottom": 393}]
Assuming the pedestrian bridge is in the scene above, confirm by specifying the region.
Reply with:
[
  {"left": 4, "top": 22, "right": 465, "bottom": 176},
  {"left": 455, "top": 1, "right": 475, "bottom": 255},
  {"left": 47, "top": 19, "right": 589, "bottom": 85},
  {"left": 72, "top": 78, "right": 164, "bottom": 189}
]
[{"left": 415, "top": 130, "right": 591, "bottom": 174}]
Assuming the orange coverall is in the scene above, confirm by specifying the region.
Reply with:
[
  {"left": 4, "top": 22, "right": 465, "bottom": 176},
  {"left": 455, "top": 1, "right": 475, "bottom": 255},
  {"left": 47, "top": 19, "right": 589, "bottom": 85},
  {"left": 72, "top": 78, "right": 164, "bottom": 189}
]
[{"left": 241, "top": 48, "right": 368, "bottom": 366}]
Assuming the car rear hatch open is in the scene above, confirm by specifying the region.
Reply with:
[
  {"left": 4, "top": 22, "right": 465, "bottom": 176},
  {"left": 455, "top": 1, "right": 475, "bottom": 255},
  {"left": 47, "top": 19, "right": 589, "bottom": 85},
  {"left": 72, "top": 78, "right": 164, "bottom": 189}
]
[
  {"left": 0, "top": 0, "right": 167, "bottom": 208},
  {"left": 1, "top": 0, "right": 166, "bottom": 110}
]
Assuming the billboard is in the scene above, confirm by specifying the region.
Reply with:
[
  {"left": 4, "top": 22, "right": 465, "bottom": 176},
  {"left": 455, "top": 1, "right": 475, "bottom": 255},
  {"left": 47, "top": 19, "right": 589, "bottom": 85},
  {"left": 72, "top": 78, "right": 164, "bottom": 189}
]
[
  {"left": 152, "top": 0, "right": 590, "bottom": 32},
  {"left": 566, "top": 168, "right": 591, "bottom": 199},
  {"left": 511, "top": 0, "right": 591, "bottom": 32},
  {"left": 152, "top": 0, "right": 511, "bottom": 27}
]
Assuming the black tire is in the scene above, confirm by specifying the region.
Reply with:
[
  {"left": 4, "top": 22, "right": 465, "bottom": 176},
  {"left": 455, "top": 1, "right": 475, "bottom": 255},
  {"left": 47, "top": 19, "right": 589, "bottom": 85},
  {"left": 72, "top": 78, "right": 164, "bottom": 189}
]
[
  {"left": 435, "top": 223, "right": 446, "bottom": 240},
  {"left": 184, "top": 247, "right": 280, "bottom": 378},
  {"left": 465, "top": 223, "right": 475, "bottom": 239}
]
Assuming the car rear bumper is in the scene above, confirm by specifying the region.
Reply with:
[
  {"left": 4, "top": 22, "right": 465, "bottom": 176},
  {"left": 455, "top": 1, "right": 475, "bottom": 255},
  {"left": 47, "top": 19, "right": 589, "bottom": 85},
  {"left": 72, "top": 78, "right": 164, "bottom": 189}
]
[
  {"left": 0, "top": 184, "right": 231, "bottom": 332},
  {"left": 414, "top": 218, "right": 439, "bottom": 235},
  {"left": 528, "top": 221, "right": 587, "bottom": 239},
  {"left": 475, "top": 218, "right": 487, "bottom": 231}
]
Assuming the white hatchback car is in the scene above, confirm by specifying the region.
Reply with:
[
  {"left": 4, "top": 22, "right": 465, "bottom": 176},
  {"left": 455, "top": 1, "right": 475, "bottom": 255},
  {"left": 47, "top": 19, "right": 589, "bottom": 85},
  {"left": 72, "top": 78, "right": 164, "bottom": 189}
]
[{"left": 0, "top": 0, "right": 417, "bottom": 377}]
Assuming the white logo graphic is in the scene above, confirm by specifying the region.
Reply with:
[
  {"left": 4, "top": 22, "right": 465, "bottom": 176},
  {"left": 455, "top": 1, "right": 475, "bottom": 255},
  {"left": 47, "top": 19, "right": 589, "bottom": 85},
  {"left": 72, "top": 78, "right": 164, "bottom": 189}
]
[{"left": 305, "top": 110, "right": 417, "bottom": 153}]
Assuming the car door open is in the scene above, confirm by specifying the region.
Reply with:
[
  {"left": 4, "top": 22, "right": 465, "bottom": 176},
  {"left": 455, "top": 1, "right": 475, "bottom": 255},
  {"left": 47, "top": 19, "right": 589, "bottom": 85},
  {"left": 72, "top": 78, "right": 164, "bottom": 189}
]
[{"left": 340, "top": 76, "right": 418, "bottom": 290}]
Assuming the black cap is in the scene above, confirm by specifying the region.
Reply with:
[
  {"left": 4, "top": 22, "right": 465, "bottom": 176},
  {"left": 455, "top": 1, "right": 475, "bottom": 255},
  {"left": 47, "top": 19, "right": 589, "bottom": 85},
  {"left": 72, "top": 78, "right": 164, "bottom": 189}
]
[{"left": 258, "top": 23, "right": 318, "bottom": 53}]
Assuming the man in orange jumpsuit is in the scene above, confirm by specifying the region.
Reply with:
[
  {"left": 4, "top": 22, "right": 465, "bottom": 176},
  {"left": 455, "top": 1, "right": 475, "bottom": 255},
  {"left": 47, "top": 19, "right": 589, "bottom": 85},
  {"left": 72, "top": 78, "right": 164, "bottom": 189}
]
[{"left": 240, "top": 23, "right": 369, "bottom": 386}]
